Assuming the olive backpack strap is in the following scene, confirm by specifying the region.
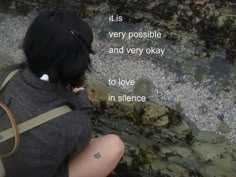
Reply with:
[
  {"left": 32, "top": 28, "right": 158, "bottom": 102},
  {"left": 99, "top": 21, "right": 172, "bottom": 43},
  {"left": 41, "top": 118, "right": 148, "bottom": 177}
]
[
  {"left": 0, "top": 69, "right": 20, "bottom": 177},
  {"left": 0, "top": 69, "right": 20, "bottom": 158},
  {"left": 0, "top": 105, "right": 72, "bottom": 145},
  {"left": 0, "top": 69, "right": 20, "bottom": 90},
  {"left": 0, "top": 105, "right": 72, "bottom": 177},
  {"left": 0, "top": 69, "right": 72, "bottom": 157}
]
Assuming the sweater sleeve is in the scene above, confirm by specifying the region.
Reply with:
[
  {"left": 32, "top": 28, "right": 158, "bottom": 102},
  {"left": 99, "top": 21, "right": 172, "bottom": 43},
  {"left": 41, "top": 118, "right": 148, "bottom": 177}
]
[{"left": 74, "top": 90, "right": 94, "bottom": 116}]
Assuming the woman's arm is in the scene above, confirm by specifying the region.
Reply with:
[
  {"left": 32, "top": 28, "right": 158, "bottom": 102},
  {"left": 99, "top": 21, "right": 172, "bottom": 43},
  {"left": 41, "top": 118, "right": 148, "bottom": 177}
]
[{"left": 74, "top": 89, "right": 94, "bottom": 116}]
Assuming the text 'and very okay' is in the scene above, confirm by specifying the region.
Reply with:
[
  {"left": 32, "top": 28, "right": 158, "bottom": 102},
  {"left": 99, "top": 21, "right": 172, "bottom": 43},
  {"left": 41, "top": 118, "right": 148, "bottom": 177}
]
[
  {"left": 108, "top": 46, "right": 165, "bottom": 56},
  {"left": 109, "top": 46, "right": 166, "bottom": 56}
]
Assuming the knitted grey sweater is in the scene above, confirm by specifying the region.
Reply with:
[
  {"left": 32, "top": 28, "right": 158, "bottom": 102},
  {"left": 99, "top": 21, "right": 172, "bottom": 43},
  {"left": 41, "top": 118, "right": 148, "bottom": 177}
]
[{"left": 0, "top": 65, "right": 93, "bottom": 177}]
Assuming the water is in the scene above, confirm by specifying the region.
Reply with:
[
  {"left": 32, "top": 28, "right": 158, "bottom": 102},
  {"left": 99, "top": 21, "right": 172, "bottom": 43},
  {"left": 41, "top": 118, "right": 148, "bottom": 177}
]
[
  {"left": 89, "top": 14, "right": 236, "bottom": 91},
  {"left": 86, "top": 14, "right": 236, "bottom": 141}
]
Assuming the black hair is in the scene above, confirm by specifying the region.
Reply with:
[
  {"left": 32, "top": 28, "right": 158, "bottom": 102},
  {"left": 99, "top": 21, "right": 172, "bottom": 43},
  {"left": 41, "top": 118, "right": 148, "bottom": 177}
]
[{"left": 23, "top": 9, "right": 94, "bottom": 88}]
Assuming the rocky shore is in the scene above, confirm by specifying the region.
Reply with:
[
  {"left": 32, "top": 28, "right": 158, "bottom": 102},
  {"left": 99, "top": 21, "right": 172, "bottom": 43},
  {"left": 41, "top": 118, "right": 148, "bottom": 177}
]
[
  {"left": 87, "top": 76, "right": 236, "bottom": 177},
  {"left": 1, "top": 60, "right": 236, "bottom": 177},
  {"left": 0, "top": 1, "right": 236, "bottom": 177}
]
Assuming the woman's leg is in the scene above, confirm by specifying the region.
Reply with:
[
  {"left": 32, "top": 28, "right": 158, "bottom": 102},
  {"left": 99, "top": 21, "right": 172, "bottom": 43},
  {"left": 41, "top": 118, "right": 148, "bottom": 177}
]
[{"left": 69, "top": 134, "right": 125, "bottom": 177}]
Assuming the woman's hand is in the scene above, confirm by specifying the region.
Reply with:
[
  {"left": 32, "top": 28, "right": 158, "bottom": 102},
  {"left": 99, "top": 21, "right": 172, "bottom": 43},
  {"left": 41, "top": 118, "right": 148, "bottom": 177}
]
[
  {"left": 66, "top": 85, "right": 85, "bottom": 93},
  {"left": 73, "top": 87, "right": 85, "bottom": 93}
]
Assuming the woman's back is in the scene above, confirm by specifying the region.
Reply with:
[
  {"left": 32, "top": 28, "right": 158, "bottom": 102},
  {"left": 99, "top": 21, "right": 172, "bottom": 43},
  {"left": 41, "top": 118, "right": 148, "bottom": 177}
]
[
  {"left": 0, "top": 10, "right": 125, "bottom": 177},
  {"left": 0, "top": 66, "right": 93, "bottom": 177}
]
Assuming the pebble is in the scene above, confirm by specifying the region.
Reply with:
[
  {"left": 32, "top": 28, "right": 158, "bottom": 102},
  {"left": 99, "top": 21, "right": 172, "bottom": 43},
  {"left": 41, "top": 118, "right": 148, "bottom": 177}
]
[{"left": 217, "top": 113, "right": 225, "bottom": 121}]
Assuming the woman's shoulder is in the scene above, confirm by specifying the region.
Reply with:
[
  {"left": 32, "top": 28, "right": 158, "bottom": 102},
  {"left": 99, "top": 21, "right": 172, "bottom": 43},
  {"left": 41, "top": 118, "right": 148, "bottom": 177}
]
[{"left": 0, "top": 64, "right": 22, "bottom": 86}]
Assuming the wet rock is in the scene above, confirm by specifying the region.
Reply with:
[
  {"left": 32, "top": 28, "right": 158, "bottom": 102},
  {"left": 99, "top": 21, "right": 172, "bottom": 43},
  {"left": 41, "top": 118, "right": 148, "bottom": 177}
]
[
  {"left": 133, "top": 78, "right": 154, "bottom": 97},
  {"left": 194, "top": 131, "right": 226, "bottom": 143},
  {"left": 191, "top": 141, "right": 236, "bottom": 161},
  {"left": 216, "top": 112, "right": 224, "bottom": 121},
  {"left": 217, "top": 121, "right": 230, "bottom": 134},
  {"left": 217, "top": 15, "right": 229, "bottom": 28},
  {"left": 86, "top": 74, "right": 171, "bottom": 127},
  {"left": 153, "top": 116, "right": 169, "bottom": 127},
  {"left": 86, "top": 74, "right": 236, "bottom": 177},
  {"left": 199, "top": 165, "right": 236, "bottom": 177},
  {"left": 133, "top": 13, "right": 144, "bottom": 22},
  {"left": 192, "top": 0, "right": 209, "bottom": 6},
  {"left": 1, "top": 60, "right": 236, "bottom": 177},
  {"left": 142, "top": 102, "right": 169, "bottom": 126},
  {"left": 169, "top": 120, "right": 192, "bottom": 139},
  {"left": 1, "top": 0, "right": 235, "bottom": 66},
  {"left": 9, "top": 1, "right": 16, "bottom": 10},
  {"left": 158, "top": 145, "right": 200, "bottom": 171},
  {"left": 191, "top": 141, "right": 236, "bottom": 175},
  {"left": 146, "top": 160, "right": 190, "bottom": 177}
]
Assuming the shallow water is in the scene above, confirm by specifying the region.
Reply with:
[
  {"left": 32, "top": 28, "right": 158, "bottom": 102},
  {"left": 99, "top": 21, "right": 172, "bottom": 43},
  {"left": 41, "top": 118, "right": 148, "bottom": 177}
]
[
  {"left": 86, "top": 13, "right": 236, "bottom": 141},
  {"left": 89, "top": 14, "right": 236, "bottom": 91}
]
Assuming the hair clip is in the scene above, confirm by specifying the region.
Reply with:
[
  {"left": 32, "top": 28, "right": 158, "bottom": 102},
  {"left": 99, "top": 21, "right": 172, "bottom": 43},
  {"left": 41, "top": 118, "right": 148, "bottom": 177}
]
[
  {"left": 40, "top": 74, "right": 49, "bottom": 82},
  {"left": 70, "top": 30, "right": 96, "bottom": 54}
]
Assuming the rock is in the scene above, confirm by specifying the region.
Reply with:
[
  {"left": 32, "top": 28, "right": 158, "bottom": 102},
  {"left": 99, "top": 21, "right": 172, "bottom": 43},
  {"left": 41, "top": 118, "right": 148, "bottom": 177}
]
[
  {"left": 194, "top": 131, "right": 226, "bottom": 143},
  {"left": 146, "top": 1, "right": 161, "bottom": 10},
  {"left": 133, "top": 13, "right": 144, "bottom": 22},
  {"left": 217, "top": 121, "right": 230, "bottom": 134},
  {"left": 1, "top": 0, "right": 234, "bottom": 55},
  {"left": 217, "top": 15, "right": 228, "bottom": 28},
  {"left": 158, "top": 145, "right": 200, "bottom": 171},
  {"left": 153, "top": 116, "right": 169, "bottom": 127},
  {"left": 9, "top": 1, "right": 16, "bottom": 10},
  {"left": 199, "top": 165, "right": 236, "bottom": 177},
  {"left": 191, "top": 141, "right": 236, "bottom": 165},
  {"left": 192, "top": 0, "right": 209, "bottom": 6},
  {"left": 142, "top": 102, "right": 169, "bottom": 126},
  {"left": 145, "top": 160, "right": 190, "bottom": 177},
  {"left": 86, "top": 74, "right": 171, "bottom": 128},
  {"left": 133, "top": 78, "right": 154, "bottom": 97},
  {"left": 216, "top": 112, "right": 224, "bottom": 121},
  {"left": 191, "top": 141, "right": 236, "bottom": 176},
  {"left": 169, "top": 120, "right": 192, "bottom": 139}
]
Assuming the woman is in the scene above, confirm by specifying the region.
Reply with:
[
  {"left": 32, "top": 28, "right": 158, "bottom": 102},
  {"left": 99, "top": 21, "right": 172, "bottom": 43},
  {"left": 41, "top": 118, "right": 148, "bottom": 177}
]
[{"left": 0, "top": 10, "right": 125, "bottom": 177}]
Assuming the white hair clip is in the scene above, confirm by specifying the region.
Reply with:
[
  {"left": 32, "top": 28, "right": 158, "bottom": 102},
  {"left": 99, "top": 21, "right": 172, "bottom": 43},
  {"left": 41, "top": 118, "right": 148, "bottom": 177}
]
[{"left": 40, "top": 74, "right": 49, "bottom": 82}]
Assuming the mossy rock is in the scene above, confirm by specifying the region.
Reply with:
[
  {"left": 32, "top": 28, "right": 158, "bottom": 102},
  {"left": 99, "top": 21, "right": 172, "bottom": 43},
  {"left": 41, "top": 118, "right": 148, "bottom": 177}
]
[
  {"left": 199, "top": 165, "right": 236, "bottom": 177},
  {"left": 86, "top": 74, "right": 171, "bottom": 127},
  {"left": 133, "top": 78, "right": 154, "bottom": 97}
]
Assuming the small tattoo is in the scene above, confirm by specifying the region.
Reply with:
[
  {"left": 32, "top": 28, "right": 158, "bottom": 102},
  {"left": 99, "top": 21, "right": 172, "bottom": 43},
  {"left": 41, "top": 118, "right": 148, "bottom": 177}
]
[{"left": 94, "top": 152, "right": 102, "bottom": 159}]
